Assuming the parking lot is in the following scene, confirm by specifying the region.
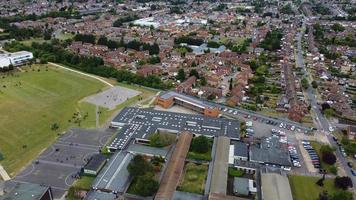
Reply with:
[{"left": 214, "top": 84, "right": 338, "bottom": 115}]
[
  {"left": 220, "top": 107, "right": 312, "bottom": 133},
  {"left": 13, "top": 128, "right": 113, "bottom": 198}
]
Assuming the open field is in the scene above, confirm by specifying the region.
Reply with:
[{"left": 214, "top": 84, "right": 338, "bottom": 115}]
[
  {"left": 0, "top": 65, "right": 109, "bottom": 175},
  {"left": 288, "top": 175, "right": 343, "bottom": 200},
  {"left": 178, "top": 163, "right": 208, "bottom": 194}
]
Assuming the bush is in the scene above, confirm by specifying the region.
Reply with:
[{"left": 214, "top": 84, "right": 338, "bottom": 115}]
[
  {"left": 322, "top": 151, "right": 336, "bottom": 165},
  {"left": 129, "top": 173, "right": 159, "bottom": 196},
  {"left": 127, "top": 155, "right": 153, "bottom": 177},
  {"left": 329, "top": 190, "right": 353, "bottom": 200},
  {"left": 228, "top": 168, "right": 244, "bottom": 177},
  {"left": 334, "top": 176, "right": 353, "bottom": 190},
  {"left": 149, "top": 132, "right": 176, "bottom": 147},
  {"left": 320, "top": 145, "right": 335, "bottom": 153},
  {"left": 190, "top": 135, "right": 211, "bottom": 153}
]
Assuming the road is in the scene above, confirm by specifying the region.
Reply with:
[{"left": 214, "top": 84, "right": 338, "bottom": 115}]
[{"left": 295, "top": 18, "right": 356, "bottom": 188}]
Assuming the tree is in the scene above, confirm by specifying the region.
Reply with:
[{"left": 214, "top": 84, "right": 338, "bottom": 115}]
[
  {"left": 177, "top": 68, "right": 185, "bottom": 82},
  {"left": 190, "top": 135, "right": 210, "bottom": 153},
  {"left": 189, "top": 69, "right": 199, "bottom": 79},
  {"left": 229, "top": 78, "right": 233, "bottom": 90},
  {"left": 200, "top": 76, "right": 207, "bottom": 86},
  {"left": 324, "top": 108, "right": 334, "bottom": 118},
  {"left": 312, "top": 80, "right": 318, "bottom": 88},
  {"left": 301, "top": 78, "right": 309, "bottom": 89},
  {"left": 207, "top": 94, "right": 216, "bottom": 100},
  {"left": 131, "top": 173, "right": 159, "bottom": 196},
  {"left": 334, "top": 176, "right": 353, "bottom": 190},
  {"left": 127, "top": 155, "right": 152, "bottom": 177},
  {"left": 318, "top": 191, "right": 328, "bottom": 200},
  {"left": 321, "top": 151, "right": 336, "bottom": 165},
  {"left": 321, "top": 103, "right": 331, "bottom": 111}
]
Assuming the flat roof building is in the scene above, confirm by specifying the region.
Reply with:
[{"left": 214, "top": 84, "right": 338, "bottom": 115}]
[
  {"left": 250, "top": 137, "right": 291, "bottom": 168},
  {"left": 210, "top": 136, "right": 230, "bottom": 195},
  {"left": 156, "top": 91, "right": 220, "bottom": 117},
  {"left": 261, "top": 173, "right": 293, "bottom": 200},
  {"left": 83, "top": 154, "right": 107, "bottom": 176},
  {"left": 0, "top": 51, "right": 33, "bottom": 68},
  {"left": 109, "top": 107, "right": 240, "bottom": 151},
  {"left": 0, "top": 182, "right": 53, "bottom": 200}
]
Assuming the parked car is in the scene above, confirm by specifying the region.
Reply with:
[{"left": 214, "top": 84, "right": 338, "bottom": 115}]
[
  {"left": 347, "top": 162, "right": 353, "bottom": 168},
  {"left": 351, "top": 169, "right": 356, "bottom": 176}
]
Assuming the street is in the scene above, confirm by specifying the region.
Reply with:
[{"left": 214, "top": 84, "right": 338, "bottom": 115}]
[{"left": 295, "top": 18, "right": 356, "bottom": 189}]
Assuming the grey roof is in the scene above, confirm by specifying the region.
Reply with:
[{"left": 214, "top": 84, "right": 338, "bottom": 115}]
[
  {"left": 261, "top": 173, "right": 293, "bottom": 200},
  {"left": 92, "top": 152, "right": 133, "bottom": 193},
  {"left": 210, "top": 136, "right": 230, "bottom": 195},
  {"left": 250, "top": 137, "right": 291, "bottom": 167},
  {"left": 233, "top": 141, "right": 248, "bottom": 158},
  {"left": 85, "top": 191, "right": 116, "bottom": 200},
  {"left": 127, "top": 144, "right": 168, "bottom": 158},
  {"left": 84, "top": 154, "right": 107, "bottom": 172},
  {"left": 110, "top": 107, "right": 240, "bottom": 150},
  {"left": 159, "top": 91, "right": 217, "bottom": 109},
  {"left": 233, "top": 177, "right": 249, "bottom": 196},
  {"left": 173, "top": 191, "right": 204, "bottom": 200},
  {"left": 0, "top": 182, "right": 49, "bottom": 200}
]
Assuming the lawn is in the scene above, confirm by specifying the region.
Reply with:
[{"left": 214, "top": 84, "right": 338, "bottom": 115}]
[
  {"left": 288, "top": 175, "right": 343, "bottom": 200},
  {"left": 20, "top": 37, "right": 48, "bottom": 46},
  {"left": 0, "top": 65, "right": 109, "bottom": 175},
  {"left": 72, "top": 175, "right": 95, "bottom": 190},
  {"left": 178, "top": 163, "right": 208, "bottom": 194},
  {"left": 187, "top": 150, "right": 212, "bottom": 161}
]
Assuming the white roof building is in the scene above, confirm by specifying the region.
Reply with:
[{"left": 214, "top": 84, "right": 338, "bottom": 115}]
[{"left": 0, "top": 51, "right": 33, "bottom": 68}]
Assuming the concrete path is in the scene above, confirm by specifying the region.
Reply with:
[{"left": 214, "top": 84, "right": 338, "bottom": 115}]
[
  {"left": 48, "top": 62, "right": 114, "bottom": 88},
  {"left": 0, "top": 164, "right": 11, "bottom": 181}
]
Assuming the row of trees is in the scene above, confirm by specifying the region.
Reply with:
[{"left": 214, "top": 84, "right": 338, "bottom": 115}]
[
  {"left": 174, "top": 36, "right": 204, "bottom": 46},
  {"left": 113, "top": 15, "right": 138, "bottom": 27},
  {"left": 73, "top": 33, "right": 160, "bottom": 55},
  {"left": 4, "top": 40, "right": 166, "bottom": 89}
]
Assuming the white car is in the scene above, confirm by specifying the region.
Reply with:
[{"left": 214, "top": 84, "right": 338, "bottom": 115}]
[
  {"left": 279, "top": 123, "right": 284, "bottom": 128},
  {"left": 291, "top": 126, "right": 295, "bottom": 131},
  {"left": 329, "top": 126, "right": 334, "bottom": 132}
]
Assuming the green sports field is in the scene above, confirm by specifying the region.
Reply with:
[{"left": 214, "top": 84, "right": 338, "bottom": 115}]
[{"left": 0, "top": 65, "right": 109, "bottom": 176}]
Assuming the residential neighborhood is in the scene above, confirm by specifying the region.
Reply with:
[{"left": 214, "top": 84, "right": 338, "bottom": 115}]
[{"left": 0, "top": 0, "right": 355, "bottom": 200}]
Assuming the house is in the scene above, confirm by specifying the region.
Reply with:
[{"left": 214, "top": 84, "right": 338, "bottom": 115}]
[
  {"left": 233, "top": 177, "right": 257, "bottom": 196},
  {"left": 137, "top": 66, "right": 162, "bottom": 77},
  {"left": 176, "top": 76, "right": 197, "bottom": 94},
  {"left": 348, "top": 126, "right": 356, "bottom": 140},
  {"left": 83, "top": 154, "right": 107, "bottom": 176}
]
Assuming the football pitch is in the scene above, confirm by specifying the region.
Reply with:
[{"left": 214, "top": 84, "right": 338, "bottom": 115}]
[{"left": 0, "top": 65, "right": 110, "bottom": 176}]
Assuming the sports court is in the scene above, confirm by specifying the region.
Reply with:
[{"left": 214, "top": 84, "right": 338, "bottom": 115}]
[
  {"left": 84, "top": 86, "right": 142, "bottom": 110},
  {"left": 13, "top": 128, "right": 113, "bottom": 199}
]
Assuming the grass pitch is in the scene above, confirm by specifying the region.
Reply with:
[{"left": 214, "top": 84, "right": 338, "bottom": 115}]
[
  {"left": 288, "top": 175, "right": 343, "bottom": 200},
  {"left": 0, "top": 65, "right": 108, "bottom": 175}
]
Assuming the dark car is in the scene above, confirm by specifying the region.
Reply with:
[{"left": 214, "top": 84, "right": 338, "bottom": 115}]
[
  {"left": 347, "top": 162, "right": 353, "bottom": 168},
  {"left": 351, "top": 169, "right": 356, "bottom": 176}
]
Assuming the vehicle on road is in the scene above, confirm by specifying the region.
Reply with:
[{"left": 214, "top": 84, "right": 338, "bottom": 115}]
[
  {"left": 351, "top": 169, "right": 356, "bottom": 176},
  {"left": 347, "top": 162, "right": 353, "bottom": 168}
]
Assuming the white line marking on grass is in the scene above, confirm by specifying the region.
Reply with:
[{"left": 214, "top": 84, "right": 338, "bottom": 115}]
[{"left": 48, "top": 62, "right": 114, "bottom": 88}]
